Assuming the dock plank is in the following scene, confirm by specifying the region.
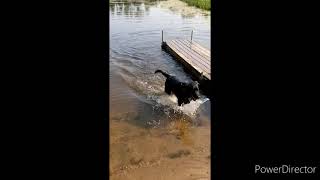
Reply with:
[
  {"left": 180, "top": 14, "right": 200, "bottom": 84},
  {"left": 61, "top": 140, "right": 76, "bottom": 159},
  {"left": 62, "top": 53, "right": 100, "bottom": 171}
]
[
  {"left": 168, "top": 41, "right": 210, "bottom": 75},
  {"left": 180, "top": 39, "right": 210, "bottom": 61},
  {"left": 170, "top": 40, "right": 210, "bottom": 73},
  {"left": 162, "top": 38, "right": 211, "bottom": 80},
  {"left": 185, "top": 40, "right": 210, "bottom": 57},
  {"left": 167, "top": 41, "right": 206, "bottom": 73},
  {"left": 173, "top": 40, "right": 210, "bottom": 67},
  {"left": 166, "top": 41, "right": 211, "bottom": 80},
  {"left": 167, "top": 43, "right": 211, "bottom": 80}
]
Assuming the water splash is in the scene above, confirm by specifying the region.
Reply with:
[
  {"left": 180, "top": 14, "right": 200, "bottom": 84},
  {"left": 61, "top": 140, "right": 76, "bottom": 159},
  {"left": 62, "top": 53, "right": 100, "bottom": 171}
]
[{"left": 154, "top": 94, "right": 209, "bottom": 117}]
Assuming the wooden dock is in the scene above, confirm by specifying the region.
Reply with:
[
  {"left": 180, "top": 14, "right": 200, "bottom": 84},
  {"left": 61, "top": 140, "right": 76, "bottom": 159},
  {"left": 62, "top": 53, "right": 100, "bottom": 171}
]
[{"left": 161, "top": 31, "right": 211, "bottom": 81}]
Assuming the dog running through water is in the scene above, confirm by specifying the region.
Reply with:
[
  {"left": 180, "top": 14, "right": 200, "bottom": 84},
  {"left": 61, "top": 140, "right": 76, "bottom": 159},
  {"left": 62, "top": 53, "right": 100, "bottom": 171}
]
[{"left": 155, "top": 70, "right": 200, "bottom": 106}]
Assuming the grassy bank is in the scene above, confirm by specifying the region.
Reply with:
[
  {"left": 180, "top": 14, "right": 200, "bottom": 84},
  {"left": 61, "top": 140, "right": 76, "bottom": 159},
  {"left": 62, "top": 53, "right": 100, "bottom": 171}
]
[{"left": 180, "top": 0, "right": 210, "bottom": 10}]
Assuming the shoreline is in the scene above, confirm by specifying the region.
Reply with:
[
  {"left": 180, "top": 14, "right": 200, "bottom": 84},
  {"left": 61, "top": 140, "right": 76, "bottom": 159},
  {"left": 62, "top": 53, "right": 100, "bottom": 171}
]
[
  {"left": 110, "top": 0, "right": 211, "bottom": 12},
  {"left": 110, "top": 119, "right": 210, "bottom": 180}
]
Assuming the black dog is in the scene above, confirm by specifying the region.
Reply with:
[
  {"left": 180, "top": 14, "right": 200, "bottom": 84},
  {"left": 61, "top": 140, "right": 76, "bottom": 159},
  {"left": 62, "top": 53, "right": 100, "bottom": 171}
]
[
  {"left": 198, "top": 73, "right": 214, "bottom": 101},
  {"left": 155, "top": 70, "right": 200, "bottom": 106}
]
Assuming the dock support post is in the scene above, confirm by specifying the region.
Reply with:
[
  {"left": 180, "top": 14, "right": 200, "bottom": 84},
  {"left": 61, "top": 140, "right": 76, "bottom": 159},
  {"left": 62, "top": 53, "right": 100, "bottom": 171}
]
[
  {"left": 162, "top": 30, "right": 163, "bottom": 43},
  {"left": 191, "top": 30, "right": 193, "bottom": 43}
]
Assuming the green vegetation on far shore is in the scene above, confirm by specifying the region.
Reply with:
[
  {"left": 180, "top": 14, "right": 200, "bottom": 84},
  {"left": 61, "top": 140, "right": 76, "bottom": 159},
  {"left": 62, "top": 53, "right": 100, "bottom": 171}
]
[{"left": 181, "top": 0, "right": 211, "bottom": 10}]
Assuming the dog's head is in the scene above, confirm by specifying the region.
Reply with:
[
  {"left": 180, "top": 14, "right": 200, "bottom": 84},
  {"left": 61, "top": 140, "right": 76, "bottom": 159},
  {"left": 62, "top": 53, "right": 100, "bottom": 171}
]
[{"left": 190, "top": 81, "right": 200, "bottom": 100}]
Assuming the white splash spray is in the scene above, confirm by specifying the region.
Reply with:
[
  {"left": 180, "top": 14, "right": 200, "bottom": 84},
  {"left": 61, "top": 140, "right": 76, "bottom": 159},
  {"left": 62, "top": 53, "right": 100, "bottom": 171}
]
[{"left": 155, "top": 94, "right": 209, "bottom": 117}]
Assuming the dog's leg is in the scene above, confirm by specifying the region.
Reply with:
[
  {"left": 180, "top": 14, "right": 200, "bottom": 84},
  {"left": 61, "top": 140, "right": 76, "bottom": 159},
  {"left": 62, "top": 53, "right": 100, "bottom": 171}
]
[
  {"left": 178, "top": 98, "right": 183, "bottom": 106},
  {"left": 165, "top": 85, "right": 171, "bottom": 95}
]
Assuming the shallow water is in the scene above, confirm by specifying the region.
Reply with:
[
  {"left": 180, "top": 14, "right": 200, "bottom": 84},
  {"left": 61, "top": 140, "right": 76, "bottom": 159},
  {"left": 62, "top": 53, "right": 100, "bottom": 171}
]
[{"left": 110, "top": 0, "right": 211, "bottom": 179}]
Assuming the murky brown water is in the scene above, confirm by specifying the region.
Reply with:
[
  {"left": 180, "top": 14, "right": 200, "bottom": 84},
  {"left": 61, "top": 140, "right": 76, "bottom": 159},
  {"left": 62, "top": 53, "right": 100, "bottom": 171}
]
[{"left": 110, "top": 1, "right": 211, "bottom": 179}]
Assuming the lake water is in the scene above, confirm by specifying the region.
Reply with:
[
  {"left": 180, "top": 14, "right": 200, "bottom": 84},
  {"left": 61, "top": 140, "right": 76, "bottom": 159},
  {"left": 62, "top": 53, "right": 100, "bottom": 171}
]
[{"left": 110, "top": 1, "right": 211, "bottom": 179}]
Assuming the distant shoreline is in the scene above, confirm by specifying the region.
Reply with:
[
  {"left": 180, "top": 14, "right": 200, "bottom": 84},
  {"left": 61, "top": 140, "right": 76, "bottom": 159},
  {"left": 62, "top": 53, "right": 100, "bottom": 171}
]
[{"left": 110, "top": 0, "right": 211, "bottom": 11}]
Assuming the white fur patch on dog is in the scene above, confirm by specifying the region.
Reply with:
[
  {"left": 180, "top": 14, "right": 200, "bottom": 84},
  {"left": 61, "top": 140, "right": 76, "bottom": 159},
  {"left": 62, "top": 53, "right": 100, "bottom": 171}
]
[{"left": 167, "top": 95, "right": 178, "bottom": 104}]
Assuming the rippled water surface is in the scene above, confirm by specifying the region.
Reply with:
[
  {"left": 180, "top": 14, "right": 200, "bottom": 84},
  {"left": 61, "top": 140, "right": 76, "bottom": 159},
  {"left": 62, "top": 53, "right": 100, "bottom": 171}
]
[{"left": 110, "top": 1, "right": 211, "bottom": 179}]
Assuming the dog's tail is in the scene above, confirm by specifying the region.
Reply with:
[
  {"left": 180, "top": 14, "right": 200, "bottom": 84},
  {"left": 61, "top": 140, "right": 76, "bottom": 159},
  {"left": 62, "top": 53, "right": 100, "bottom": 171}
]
[{"left": 155, "top": 69, "right": 170, "bottom": 78}]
